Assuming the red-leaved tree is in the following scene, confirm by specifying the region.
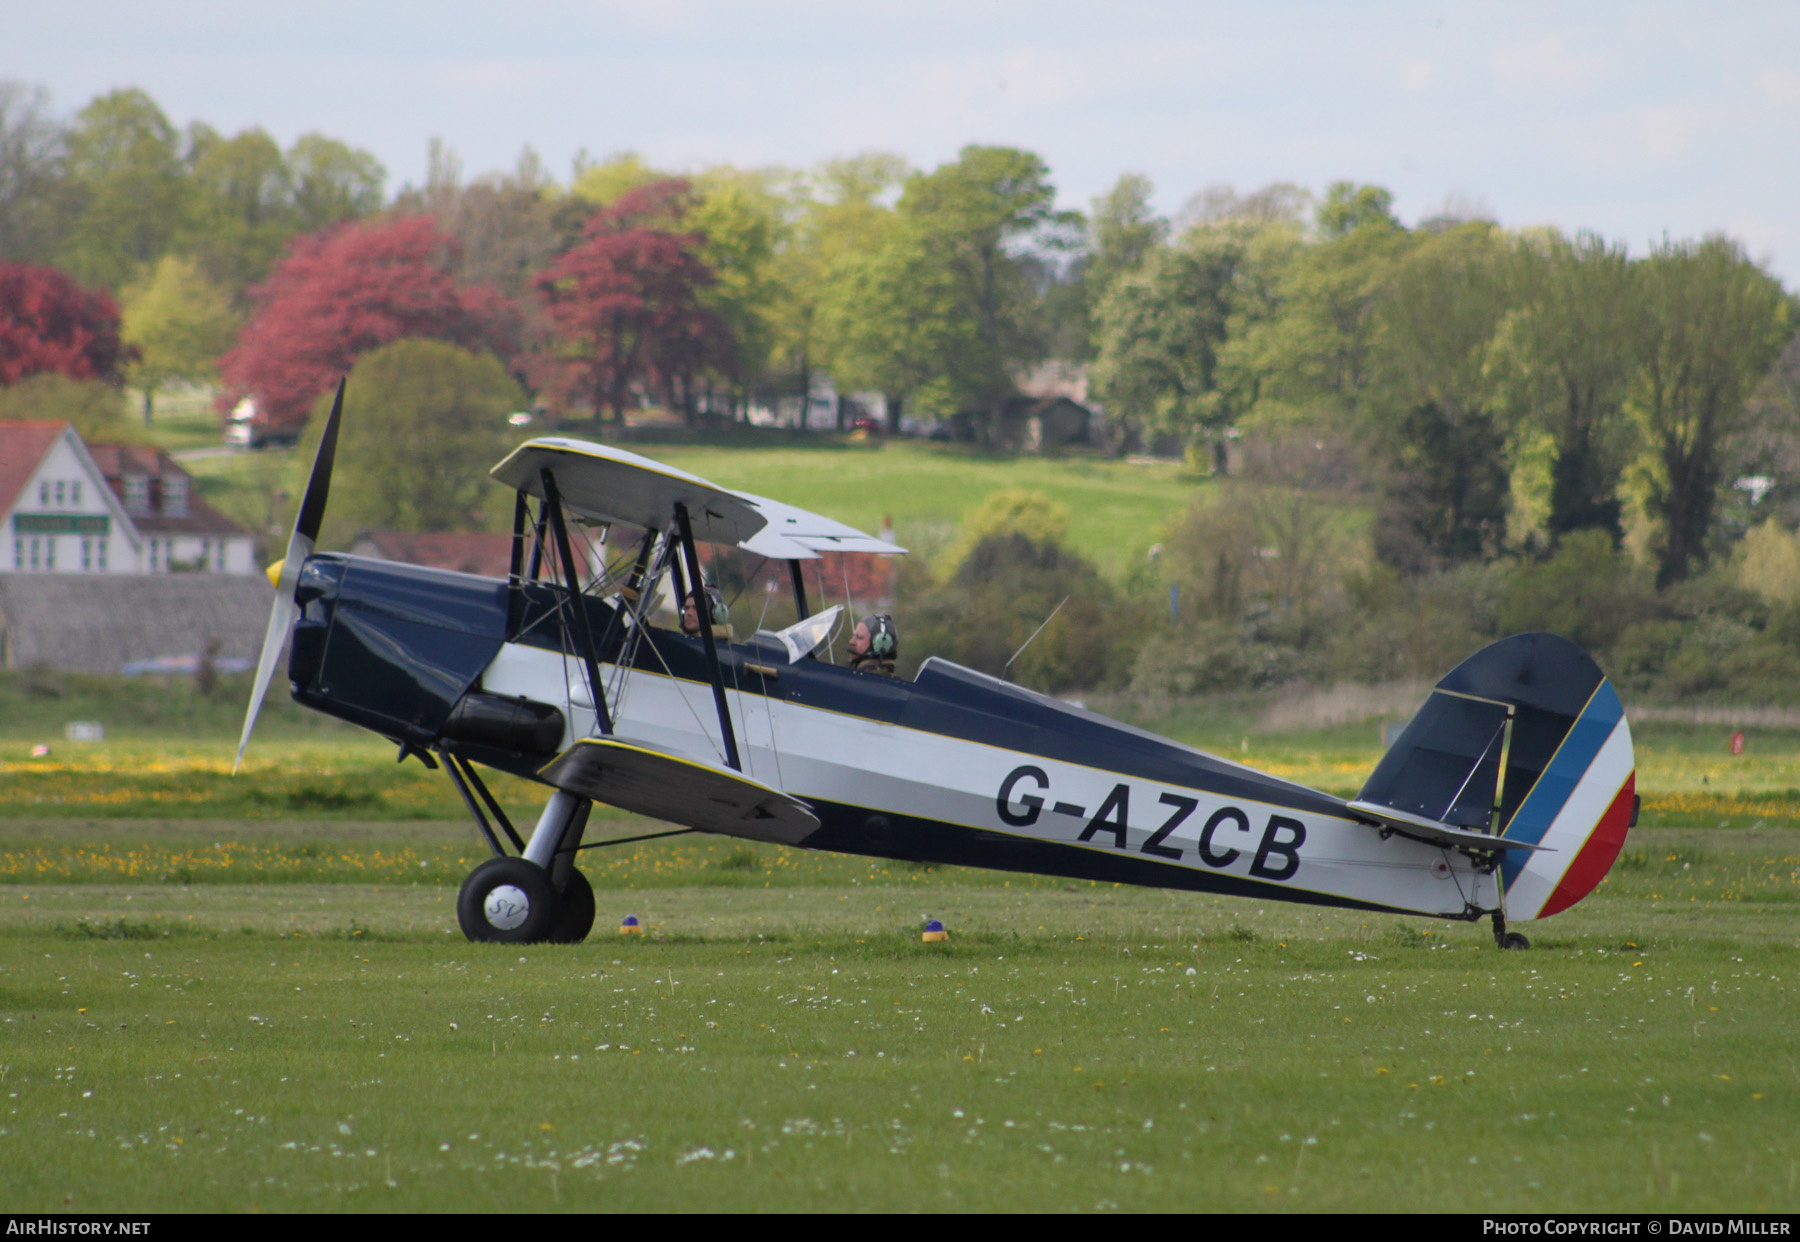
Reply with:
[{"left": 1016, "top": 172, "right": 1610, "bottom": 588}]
[
  {"left": 532, "top": 180, "right": 735, "bottom": 425},
  {"left": 218, "top": 215, "right": 516, "bottom": 432},
  {"left": 0, "top": 263, "right": 130, "bottom": 386}
]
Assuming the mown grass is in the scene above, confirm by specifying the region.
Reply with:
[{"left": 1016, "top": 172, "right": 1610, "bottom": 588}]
[
  {"left": 9, "top": 671, "right": 1800, "bottom": 825},
  {"left": 160, "top": 433, "right": 1200, "bottom": 580},
  {"left": 560, "top": 440, "right": 1197, "bottom": 577},
  {"left": 3, "top": 684, "right": 1797, "bottom": 1209},
  {"left": 0, "top": 834, "right": 1795, "bottom": 1213}
]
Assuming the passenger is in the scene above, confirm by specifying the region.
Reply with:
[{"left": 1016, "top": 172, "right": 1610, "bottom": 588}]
[
  {"left": 680, "top": 586, "right": 735, "bottom": 642},
  {"left": 848, "top": 613, "right": 898, "bottom": 675}
]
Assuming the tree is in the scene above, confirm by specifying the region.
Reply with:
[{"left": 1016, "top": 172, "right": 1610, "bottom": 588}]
[
  {"left": 769, "top": 153, "right": 906, "bottom": 409},
  {"left": 0, "top": 371, "right": 139, "bottom": 442},
  {"left": 569, "top": 151, "right": 666, "bottom": 209},
  {"left": 906, "top": 531, "right": 1123, "bottom": 692},
  {"left": 1496, "top": 230, "right": 1642, "bottom": 543},
  {"left": 1317, "top": 181, "right": 1400, "bottom": 239},
  {"left": 57, "top": 89, "right": 191, "bottom": 291},
  {"left": 181, "top": 124, "right": 296, "bottom": 294},
  {"left": 0, "top": 262, "right": 129, "bottom": 384},
  {"left": 1632, "top": 236, "right": 1796, "bottom": 586},
  {"left": 825, "top": 146, "right": 1071, "bottom": 438},
  {"left": 686, "top": 166, "right": 791, "bottom": 408},
  {"left": 1086, "top": 173, "right": 1166, "bottom": 301},
  {"left": 1227, "top": 187, "right": 1408, "bottom": 429},
  {"left": 1091, "top": 221, "right": 1272, "bottom": 464},
  {"left": 533, "top": 180, "right": 735, "bottom": 425},
  {"left": 218, "top": 215, "right": 514, "bottom": 434},
  {"left": 121, "top": 255, "right": 239, "bottom": 422},
  {"left": 1367, "top": 224, "right": 1514, "bottom": 571},
  {"left": 287, "top": 133, "right": 384, "bottom": 233},
  {"left": 303, "top": 339, "right": 523, "bottom": 539},
  {"left": 1372, "top": 400, "right": 1511, "bottom": 572},
  {"left": 0, "top": 81, "right": 70, "bottom": 264},
  {"left": 394, "top": 143, "right": 561, "bottom": 300}
]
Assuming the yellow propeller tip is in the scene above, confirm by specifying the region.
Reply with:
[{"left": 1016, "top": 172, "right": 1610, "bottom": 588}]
[{"left": 265, "top": 558, "right": 285, "bottom": 588}]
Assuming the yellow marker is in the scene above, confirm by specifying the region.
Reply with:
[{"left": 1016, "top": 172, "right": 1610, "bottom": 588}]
[
  {"left": 921, "top": 918, "right": 948, "bottom": 943},
  {"left": 266, "top": 558, "right": 285, "bottom": 588},
  {"left": 619, "top": 914, "right": 643, "bottom": 935}
]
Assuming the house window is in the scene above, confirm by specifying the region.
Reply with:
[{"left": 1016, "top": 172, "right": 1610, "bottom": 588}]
[
  {"left": 124, "top": 475, "right": 149, "bottom": 511},
  {"left": 54, "top": 480, "right": 65, "bottom": 507},
  {"left": 199, "top": 539, "right": 212, "bottom": 570},
  {"left": 28, "top": 539, "right": 39, "bottom": 570},
  {"left": 163, "top": 475, "right": 189, "bottom": 516},
  {"left": 12, "top": 540, "right": 20, "bottom": 569},
  {"left": 72, "top": 481, "right": 82, "bottom": 507},
  {"left": 148, "top": 539, "right": 159, "bottom": 571},
  {"left": 97, "top": 539, "right": 107, "bottom": 571},
  {"left": 81, "top": 539, "right": 91, "bottom": 571},
  {"left": 44, "top": 537, "right": 55, "bottom": 569},
  {"left": 215, "top": 542, "right": 226, "bottom": 570},
  {"left": 38, "top": 482, "right": 48, "bottom": 506}
]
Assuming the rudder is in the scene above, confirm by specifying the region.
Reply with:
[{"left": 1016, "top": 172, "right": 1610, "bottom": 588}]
[{"left": 1357, "top": 633, "right": 1636, "bottom": 921}]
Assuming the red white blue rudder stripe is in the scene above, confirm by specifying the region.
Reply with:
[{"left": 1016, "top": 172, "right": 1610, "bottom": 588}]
[
  {"left": 1356, "top": 633, "right": 1636, "bottom": 923},
  {"left": 1499, "top": 678, "right": 1635, "bottom": 920}
]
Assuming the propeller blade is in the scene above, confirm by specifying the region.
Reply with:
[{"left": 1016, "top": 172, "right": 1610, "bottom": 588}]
[
  {"left": 294, "top": 379, "right": 343, "bottom": 543},
  {"left": 234, "top": 380, "right": 345, "bottom": 772}
]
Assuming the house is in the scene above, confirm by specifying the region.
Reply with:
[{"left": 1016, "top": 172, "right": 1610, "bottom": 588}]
[
  {"left": 939, "top": 396, "right": 1102, "bottom": 451},
  {"left": 349, "top": 530, "right": 518, "bottom": 579},
  {"left": 85, "top": 442, "right": 256, "bottom": 573},
  {"left": 0, "top": 422, "right": 256, "bottom": 574},
  {"left": 746, "top": 374, "right": 894, "bottom": 432}
]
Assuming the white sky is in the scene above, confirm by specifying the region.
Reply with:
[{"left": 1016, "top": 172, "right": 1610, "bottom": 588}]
[{"left": 7, "top": 1, "right": 1799, "bottom": 280}]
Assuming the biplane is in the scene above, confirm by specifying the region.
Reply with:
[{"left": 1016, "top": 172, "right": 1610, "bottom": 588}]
[{"left": 237, "top": 385, "right": 1638, "bottom": 949}]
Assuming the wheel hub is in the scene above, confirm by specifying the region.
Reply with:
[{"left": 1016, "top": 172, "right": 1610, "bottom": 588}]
[{"left": 484, "top": 884, "right": 531, "bottom": 930}]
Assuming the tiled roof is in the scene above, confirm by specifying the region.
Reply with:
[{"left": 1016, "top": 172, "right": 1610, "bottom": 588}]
[
  {"left": 352, "top": 530, "right": 517, "bottom": 579},
  {"left": 86, "top": 442, "right": 250, "bottom": 537},
  {"left": 0, "top": 421, "right": 69, "bottom": 516}
]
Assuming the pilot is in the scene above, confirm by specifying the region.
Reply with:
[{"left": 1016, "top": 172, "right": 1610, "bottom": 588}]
[
  {"left": 848, "top": 613, "right": 898, "bottom": 675},
  {"left": 681, "top": 586, "right": 734, "bottom": 642}
]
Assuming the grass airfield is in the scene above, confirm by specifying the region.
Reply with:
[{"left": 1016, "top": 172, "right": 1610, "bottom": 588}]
[{"left": 1, "top": 711, "right": 1797, "bottom": 1212}]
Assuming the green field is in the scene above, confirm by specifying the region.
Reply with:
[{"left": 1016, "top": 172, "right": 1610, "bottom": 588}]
[
  {"left": 2, "top": 704, "right": 1797, "bottom": 1213},
  {"left": 164, "top": 432, "right": 1201, "bottom": 578}
]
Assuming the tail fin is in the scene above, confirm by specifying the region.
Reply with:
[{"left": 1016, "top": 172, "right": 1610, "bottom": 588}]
[{"left": 1357, "top": 633, "right": 1636, "bottom": 921}]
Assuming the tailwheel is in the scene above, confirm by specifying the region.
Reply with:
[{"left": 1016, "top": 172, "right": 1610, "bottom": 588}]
[
  {"left": 1491, "top": 911, "right": 1530, "bottom": 951},
  {"left": 457, "top": 857, "right": 557, "bottom": 943},
  {"left": 548, "top": 869, "right": 596, "bottom": 944}
]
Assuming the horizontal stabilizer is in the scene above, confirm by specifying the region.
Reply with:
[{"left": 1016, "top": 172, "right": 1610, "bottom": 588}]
[
  {"left": 537, "top": 736, "right": 819, "bottom": 845},
  {"left": 1345, "top": 800, "right": 1549, "bottom": 853}
]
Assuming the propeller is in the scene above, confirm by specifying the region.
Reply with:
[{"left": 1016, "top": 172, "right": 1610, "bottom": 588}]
[{"left": 234, "top": 379, "right": 344, "bottom": 772}]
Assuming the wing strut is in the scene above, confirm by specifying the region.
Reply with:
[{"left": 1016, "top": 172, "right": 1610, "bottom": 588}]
[
  {"left": 787, "top": 559, "right": 811, "bottom": 620},
  {"left": 541, "top": 468, "right": 612, "bottom": 736},
  {"left": 674, "top": 500, "right": 742, "bottom": 772}
]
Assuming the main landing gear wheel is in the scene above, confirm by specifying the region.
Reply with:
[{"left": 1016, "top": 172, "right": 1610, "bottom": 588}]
[
  {"left": 458, "top": 857, "right": 556, "bottom": 944},
  {"left": 1499, "top": 932, "right": 1531, "bottom": 951},
  {"left": 548, "top": 869, "right": 596, "bottom": 944}
]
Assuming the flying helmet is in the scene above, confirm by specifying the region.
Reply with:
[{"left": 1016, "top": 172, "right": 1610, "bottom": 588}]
[
  {"left": 858, "top": 613, "right": 898, "bottom": 660},
  {"left": 683, "top": 585, "right": 730, "bottom": 631}
]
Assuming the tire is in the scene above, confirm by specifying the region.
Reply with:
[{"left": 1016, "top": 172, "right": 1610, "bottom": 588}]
[
  {"left": 1500, "top": 931, "right": 1531, "bottom": 951},
  {"left": 457, "top": 857, "right": 557, "bottom": 944},
  {"left": 548, "top": 869, "right": 596, "bottom": 944}
]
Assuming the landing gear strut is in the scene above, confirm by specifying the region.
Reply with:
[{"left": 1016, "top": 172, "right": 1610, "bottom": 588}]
[
  {"left": 1491, "top": 911, "right": 1529, "bottom": 951},
  {"left": 455, "top": 787, "right": 597, "bottom": 944}
]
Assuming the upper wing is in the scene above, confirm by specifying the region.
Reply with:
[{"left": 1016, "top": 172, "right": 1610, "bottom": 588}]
[
  {"left": 490, "top": 438, "right": 766, "bottom": 545},
  {"left": 489, "top": 439, "right": 906, "bottom": 560},
  {"left": 733, "top": 492, "right": 907, "bottom": 559}
]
